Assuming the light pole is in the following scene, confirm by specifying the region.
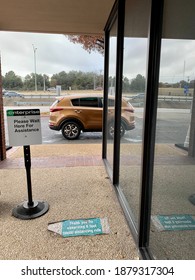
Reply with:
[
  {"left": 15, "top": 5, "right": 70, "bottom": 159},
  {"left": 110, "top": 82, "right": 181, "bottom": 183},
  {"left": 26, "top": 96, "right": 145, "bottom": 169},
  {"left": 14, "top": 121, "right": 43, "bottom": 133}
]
[
  {"left": 32, "top": 44, "right": 37, "bottom": 92},
  {"left": 43, "top": 74, "right": 46, "bottom": 92}
]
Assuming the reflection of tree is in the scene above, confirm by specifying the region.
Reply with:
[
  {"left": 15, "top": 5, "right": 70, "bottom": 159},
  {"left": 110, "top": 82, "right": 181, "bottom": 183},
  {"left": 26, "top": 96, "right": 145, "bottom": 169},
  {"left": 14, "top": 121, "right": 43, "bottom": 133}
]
[
  {"left": 130, "top": 74, "right": 146, "bottom": 92},
  {"left": 123, "top": 77, "right": 131, "bottom": 92},
  {"left": 109, "top": 74, "right": 146, "bottom": 93},
  {"left": 159, "top": 79, "right": 194, "bottom": 89}
]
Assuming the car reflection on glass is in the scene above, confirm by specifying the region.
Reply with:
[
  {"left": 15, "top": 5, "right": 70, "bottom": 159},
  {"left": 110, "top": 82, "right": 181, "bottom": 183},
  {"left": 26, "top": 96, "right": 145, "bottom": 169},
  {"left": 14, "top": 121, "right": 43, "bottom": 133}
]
[
  {"left": 49, "top": 94, "right": 135, "bottom": 140},
  {"left": 131, "top": 93, "right": 145, "bottom": 100}
]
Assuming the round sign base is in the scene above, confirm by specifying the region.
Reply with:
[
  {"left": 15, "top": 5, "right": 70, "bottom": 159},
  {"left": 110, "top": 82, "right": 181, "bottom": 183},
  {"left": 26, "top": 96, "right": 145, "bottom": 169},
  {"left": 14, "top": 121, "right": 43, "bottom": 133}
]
[{"left": 12, "top": 200, "right": 49, "bottom": 220}]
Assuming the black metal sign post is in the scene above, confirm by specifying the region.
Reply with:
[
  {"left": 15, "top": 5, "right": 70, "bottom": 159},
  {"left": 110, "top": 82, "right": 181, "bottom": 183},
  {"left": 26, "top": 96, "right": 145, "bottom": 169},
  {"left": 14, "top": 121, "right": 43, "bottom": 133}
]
[{"left": 12, "top": 145, "right": 49, "bottom": 219}]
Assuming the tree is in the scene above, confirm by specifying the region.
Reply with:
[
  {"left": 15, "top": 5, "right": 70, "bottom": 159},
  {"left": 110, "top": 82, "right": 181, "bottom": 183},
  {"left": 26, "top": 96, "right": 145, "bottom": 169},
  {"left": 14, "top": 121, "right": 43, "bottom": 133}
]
[
  {"left": 36, "top": 74, "right": 50, "bottom": 90},
  {"left": 2, "top": 71, "right": 23, "bottom": 90},
  {"left": 74, "top": 71, "right": 94, "bottom": 90},
  {"left": 23, "top": 74, "right": 34, "bottom": 90},
  {"left": 67, "top": 35, "right": 104, "bottom": 55},
  {"left": 43, "top": 74, "right": 50, "bottom": 90},
  {"left": 51, "top": 71, "right": 96, "bottom": 90},
  {"left": 51, "top": 71, "right": 69, "bottom": 90},
  {"left": 23, "top": 73, "right": 50, "bottom": 90}
]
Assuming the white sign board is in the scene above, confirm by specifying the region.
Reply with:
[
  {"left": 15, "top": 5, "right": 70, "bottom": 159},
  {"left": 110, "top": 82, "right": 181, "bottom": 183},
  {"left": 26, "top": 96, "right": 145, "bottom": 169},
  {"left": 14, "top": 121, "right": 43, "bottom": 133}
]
[{"left": 7, "top": 109, "right": 42, "bottom": 146}]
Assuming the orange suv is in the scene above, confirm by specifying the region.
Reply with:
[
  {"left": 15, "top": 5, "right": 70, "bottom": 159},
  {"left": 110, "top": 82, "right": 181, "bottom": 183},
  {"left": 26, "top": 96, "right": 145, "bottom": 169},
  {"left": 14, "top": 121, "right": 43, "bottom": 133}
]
[{"left": 49, "top": 94, "right": 135, "bottom": 140}]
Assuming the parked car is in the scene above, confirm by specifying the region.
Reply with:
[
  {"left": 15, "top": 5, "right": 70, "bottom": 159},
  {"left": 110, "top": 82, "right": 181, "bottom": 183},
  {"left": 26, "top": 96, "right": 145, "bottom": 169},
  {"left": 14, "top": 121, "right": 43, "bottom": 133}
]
[
  {"left": 49, "top": 94, "right": 135, "bottom": 140},
  {"left": 47, "top": 87, "right": 56, "bottom": 92},
  {"left": 4, "top": 91, "right": 24, "bottom": 98}
]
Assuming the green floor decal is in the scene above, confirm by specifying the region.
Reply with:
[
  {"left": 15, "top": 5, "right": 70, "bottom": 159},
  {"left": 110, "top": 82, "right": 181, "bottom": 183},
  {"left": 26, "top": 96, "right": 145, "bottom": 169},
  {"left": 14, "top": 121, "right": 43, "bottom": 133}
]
[{"left": 48, "top": 217, "right": 110, "bottom": 237}]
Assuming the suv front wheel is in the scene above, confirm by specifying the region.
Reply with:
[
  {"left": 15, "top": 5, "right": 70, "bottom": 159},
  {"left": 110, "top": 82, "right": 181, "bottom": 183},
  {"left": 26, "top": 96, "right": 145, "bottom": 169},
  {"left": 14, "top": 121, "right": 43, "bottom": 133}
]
[{"left": 62, "top": 121, "right": 81, "bottom": 140}]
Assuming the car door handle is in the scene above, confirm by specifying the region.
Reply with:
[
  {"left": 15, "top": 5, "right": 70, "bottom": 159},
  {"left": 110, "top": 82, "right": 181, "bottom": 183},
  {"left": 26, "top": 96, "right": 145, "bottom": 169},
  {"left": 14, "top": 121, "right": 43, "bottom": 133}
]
[{"left": 74, "top": 110, "right": 82, "bottom": 113}]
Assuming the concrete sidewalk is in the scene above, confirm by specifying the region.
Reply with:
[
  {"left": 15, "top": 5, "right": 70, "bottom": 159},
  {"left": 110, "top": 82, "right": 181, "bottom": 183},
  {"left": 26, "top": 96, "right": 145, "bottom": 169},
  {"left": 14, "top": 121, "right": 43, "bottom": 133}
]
[{"left": 0, "top": 144, "right": 138, "bottom": 260}]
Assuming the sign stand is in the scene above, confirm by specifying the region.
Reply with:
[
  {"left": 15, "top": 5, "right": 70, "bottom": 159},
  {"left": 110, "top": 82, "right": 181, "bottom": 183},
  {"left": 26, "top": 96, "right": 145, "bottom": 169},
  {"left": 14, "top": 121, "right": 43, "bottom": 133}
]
[{"left": 12, "top": 145, "right": 49, "bottom": 220}]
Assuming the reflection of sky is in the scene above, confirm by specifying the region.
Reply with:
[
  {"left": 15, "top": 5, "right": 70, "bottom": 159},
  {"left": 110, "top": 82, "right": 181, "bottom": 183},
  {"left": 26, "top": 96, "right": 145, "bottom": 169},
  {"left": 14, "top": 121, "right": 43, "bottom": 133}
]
[
  {"left": 160, "top": 40, "right": 195, "bottom": 83},
  {"left": 122, "top": 38, "right": 195, "bottom": 83},
  {"left": 108, "top": 37, "right": 117, "bottom": 77},
  {"left": 123, "top": 38, "right": 148, "bottom": 81}
]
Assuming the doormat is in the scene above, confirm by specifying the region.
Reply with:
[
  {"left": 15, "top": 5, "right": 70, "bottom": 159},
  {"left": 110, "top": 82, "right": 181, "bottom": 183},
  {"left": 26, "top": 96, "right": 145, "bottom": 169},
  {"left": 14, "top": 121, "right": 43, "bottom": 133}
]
[
  {"left": 152, "top": 214, "right": 195, "bottom": 231},
  {"left": 48, "top": 217, "right": 110, "bottom": 237}
]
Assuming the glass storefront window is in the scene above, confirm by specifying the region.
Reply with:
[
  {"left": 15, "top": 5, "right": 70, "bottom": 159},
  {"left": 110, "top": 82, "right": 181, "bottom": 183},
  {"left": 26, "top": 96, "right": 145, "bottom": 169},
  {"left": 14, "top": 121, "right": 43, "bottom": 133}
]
[
  {"left": 119, "top": 0, "right": 150, "bottom": 229},
  {"left": 106, "top": 19, "right": 117, "bottom": 172},
  {"left": 150, "top": 38, "right": 195, "bottom": 259},
  {"left": 104, "top": 0, "right": 195, "bottom": 260}
]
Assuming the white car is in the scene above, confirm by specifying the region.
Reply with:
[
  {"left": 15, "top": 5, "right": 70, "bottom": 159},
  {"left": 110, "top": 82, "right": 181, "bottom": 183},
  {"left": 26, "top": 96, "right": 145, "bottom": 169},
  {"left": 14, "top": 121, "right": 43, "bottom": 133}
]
[{"left": 47, "top": 87, "right": 56, "bottom": 92}]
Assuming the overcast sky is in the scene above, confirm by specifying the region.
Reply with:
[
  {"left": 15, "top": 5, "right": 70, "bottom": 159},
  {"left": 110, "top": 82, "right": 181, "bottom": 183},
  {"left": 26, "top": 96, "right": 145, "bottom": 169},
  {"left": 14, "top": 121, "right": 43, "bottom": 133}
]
[
  {"left": 0, "top": 31, "right": 104, "bottom": 78},
  {"left": 0, "top": 31, "right": 195, "bottom": 83}
]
